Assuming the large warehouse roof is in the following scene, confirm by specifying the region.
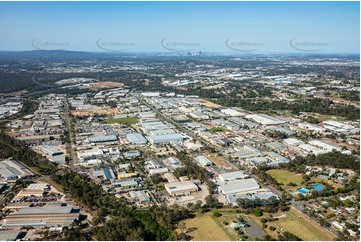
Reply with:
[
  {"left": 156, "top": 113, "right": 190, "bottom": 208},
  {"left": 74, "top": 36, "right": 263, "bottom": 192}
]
[
  {"left": 219, "top": 171, "right": 249, "bottom": 182},
  {"left": 148, "top": 133, "right": 183, "bottom": 144},
  {"left": 126, "top": 133, "right": 147, "bottom": 144},
  {"left": 219, "top": 179, "right": 259, "bottom": 195},
  {"left": 165, "top": 181, "right": 198, "bottom": 193},
  {"left": 88, "top": 135, "right": 118, "bottom": 143}
]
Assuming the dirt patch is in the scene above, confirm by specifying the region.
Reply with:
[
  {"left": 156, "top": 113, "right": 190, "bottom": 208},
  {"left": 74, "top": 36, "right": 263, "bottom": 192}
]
[
  {"left": 71, "top": 108, "right": 120, "bottom": 117},
  {"left": 196, "top": 98, "right": 222, "bottom": 108},
  {"left": 90, "top": 82, "right": 124, "bottom": 90},
  {"left": 205, "top": 153, "right": 239, "bottom": 170}
]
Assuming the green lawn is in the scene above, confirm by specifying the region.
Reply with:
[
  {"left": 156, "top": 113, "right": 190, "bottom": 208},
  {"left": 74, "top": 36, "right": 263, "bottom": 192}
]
[
  {"left": 266, "top": 169, "right": 303, "bottom": 187},
  {"left": 207, "top": 126, "right": 226, "bottom": 133},
  {"left": 104, "top": 116, "right": 138, "bottom": 125}
]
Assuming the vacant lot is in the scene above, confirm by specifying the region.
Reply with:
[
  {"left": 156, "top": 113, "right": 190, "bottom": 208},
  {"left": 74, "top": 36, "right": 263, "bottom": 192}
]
[
  {"left": 90, "top": 81, "right": 124, "bottom": 90},
  {"left": 179, "top": 214, "right": 232, "bottom": 241},
  {"left": 205, "top": 153, "right": 239, "bottom": 170},
  {"left": 266, "top": 169, "right": 303, "bottom": 187},
  {"left": 245, "top": 208, "right": 336, "bottom": 241},
  {"left": 273, "top": 208, "right": 336, "bottom": 241},
  {"left": 72, "top": 108, "right": 119, "bottom": 117},
  {"left": 105, "top": 116, "right": 138, "bottom": 125},
  {"left": 196, "top": 98, "right": 222, "bottom": 108}
]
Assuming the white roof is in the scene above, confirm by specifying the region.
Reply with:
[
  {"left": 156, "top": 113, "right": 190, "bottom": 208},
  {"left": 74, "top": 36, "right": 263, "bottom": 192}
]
[
  {"left": 220, "top": 109, "right": 245, "bottom": 117},
  {"left": 219, "top": 179, "right": 260, "bottom": 195},
  {"left": 283, "top": 138, "right": 304, "bottom": 146},
  {"left": 165, "top": 181, "right": 198, "bottom": 192},
  {"left": 219, "top": 171, "right": 248, "bottom": 181}
]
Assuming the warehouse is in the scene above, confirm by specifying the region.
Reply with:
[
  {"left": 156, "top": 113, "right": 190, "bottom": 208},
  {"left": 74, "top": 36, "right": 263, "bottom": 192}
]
[
  {"left": 219, "top": 179, "right": 260, "bottom": 195},
  {"left": 283, "top": 138, "right": 304, "bottom": 147},
  {"left": 219, "top": 171, "right": 249, "bottom": 183},
  {"left": 87, "top": 135, "right": 118, "bottom": 143},
  {"left": 129, "top": 190, "right": 150, "bottom": 204},
  {"left": 165, "top": 181, "right": 198, "bottom": 196},
  {"left": 189, "top": 111, "right": 209, "bottom": 120},
  {"left": 92, "top": 167, "right": 115, "bottom": 180},
  {"left": 112, "top": 179, "right": 138, "bottom": 190},
  {"left": 265, "top": 141, "right": 286, "bottom": 151},
  {"left": 0, "top": 205, "right": 80, "bottom": 229},
  {"left": 245, "top": 114, "right": 286, "bottom": 125},
  {"left": 227, "top": 191, "right": 279, "bottom": 205},
  {"left": 148, "top": 133, "right": 183, "bottom": 144},
  {"left": 195, "top": 156, "right": 213, "bottom": 167},
  {"left": 298, "top": 143, "right": 326, "bottom": 156},
  {"left": 162, "top": 157, "right": 182, "bottom": 169},
  {"left": 308, "top": 140, "right": 342, "bottom": 152},
  {"left": 126, "top": 133, "right": 147, "bottom": 145},
  {"left": 38, "top": 145, "right": 64, "bottom": 156},
  {"left": 0, "top": 230, "right": 22, "bottom": 241},
  {"left": 220, "top": 108, "right": 245, "bottom": 117},
  {"left": 0, "top": 158, "right": 33, "bottom": 181},
  {"left": 164, "top": 172, "right": 179, "bottom": 183}
]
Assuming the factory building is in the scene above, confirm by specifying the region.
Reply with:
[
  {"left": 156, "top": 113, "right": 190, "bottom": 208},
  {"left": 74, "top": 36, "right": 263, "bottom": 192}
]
[
  {"left": 87, "top": 135, "right": 118, "bottom": 143},
  {"left": 148, "top": 133, "right": 183, "bottom": 144},
  {"left": 165, "top": 181, "right": 199, "bottom": 196},
  {"left": 126, "top": 133, "right": 147, "bottom": 145},
  {"left": 220, "top": 108, "right": 245, "bottom": 117},
  {"left": 219, "top": 179, "right": 260, "bottom": 195},
  {"left": 245, "top": 114, "right": 286, "bottom": 125},
  {"left": 308, "top": 140, "right": 342, "bottom": 152},
  {"left": 92, "top": 167, "right": 116, "bottom": 180},
  {"left": 0, "top": 158, "right": 33, "bottom": 181},
  {"left": 129, "top": 190, "right": 150, "bottom": 204},
  {"left": 0, "top": 205, "right": 80, "bottom": 229},
  {"left": 219, "top": 171, "right": 249, "bottom": 183},
  {"left": 38, "top": 145, "right": 64, "bottom": 156},
  {"left": 195, "top": 156, "right": 213, "bottom": 167}
]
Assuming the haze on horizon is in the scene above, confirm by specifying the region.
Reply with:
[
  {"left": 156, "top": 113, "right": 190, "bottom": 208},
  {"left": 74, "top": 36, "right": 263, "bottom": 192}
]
[{"left": 0, "top": 1, "right": 359, "bottom": 54}]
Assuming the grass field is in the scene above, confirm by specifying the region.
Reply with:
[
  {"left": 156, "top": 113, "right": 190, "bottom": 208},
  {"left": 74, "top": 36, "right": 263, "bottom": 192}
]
[
  {"left": 266, "top": 169, "right": 303, "bottom": 187},
  {"left": 245, "top": 208, "right": 336, "bottom": 241},
  {"left": 207, "top": 126, "right": 227, "bottom": 133},
  {"left": 105, "top": 116, "right": 138, "bottom": 125},
  {"left": 272, "top": 208, "right": 336, "bottom": 241},
  {"left": 179, "top": 214, "right": 232, "bottom": 241}
]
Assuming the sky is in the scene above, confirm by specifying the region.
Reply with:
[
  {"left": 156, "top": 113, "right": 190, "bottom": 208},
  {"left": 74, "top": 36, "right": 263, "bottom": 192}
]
[{"left": 0, "top": 1, "right": 359, "bottom": 53}]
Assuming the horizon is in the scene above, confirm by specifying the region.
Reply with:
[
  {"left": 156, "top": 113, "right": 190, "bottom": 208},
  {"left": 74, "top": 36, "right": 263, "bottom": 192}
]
[{"left": 0, "top": 1, "right": 359, "bottom": 54}]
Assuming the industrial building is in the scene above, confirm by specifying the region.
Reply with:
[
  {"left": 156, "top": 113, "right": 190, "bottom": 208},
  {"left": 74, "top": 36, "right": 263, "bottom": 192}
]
[
  {"left": 87, "top": 135, "right": 118, "bottom": 143},
  {"left": 227, "top": 191, "right": 279, "bottom": 205},
  {"left": 220, "top": 108, "right": 245, "bottom": 117},
  {"left": 129, "top": 190, "right": 150, "bottom": 204},
  {"left": 298, "top": 143, "right": 326, "bottom": 156},
  {"left": 38, "top": 145, "right": 64, "bottom": 156},
  {"left": 112, "top": 179, "right": 138, "bottom": 190},
  {"left": 308, "top": 140, "right": 342, "bottom": 152},
  {"left": 0, "top": 230, "right": 22, "bottom": 241},
  {"left": 148, "top": 133, "right": 183, "bottom": 144},
  {"left": 219, "top": 179, "right": 260, "bottom": 195},
  {"left": 165, "top": 181, "right": 198, "bottom": 196},
  {"left": 0, "top": 158, "right": 33, "bottom": 182},
  {"left": 195, "top": 156, "right": 213, "bottom": 167},
  {"left": 164, "top": 172, "right": 179, "bottom": 183},
  {"left": 0, "top": 205, "right": 80, "bottom": 229},
  {"left": 283, "top": 138, "right": 304, "bottom": 147},
  {"left": 126, "top": 133, "right": 147, "bottom": 145},
  {"left": 245, "top": 114, "right": 286, "bottom": 125},
  {"left": 92, "top": 167, "right": 116, "bottom": 180},
  {"left": 219, "top": 171, "right": 249, "bottom": 183}
]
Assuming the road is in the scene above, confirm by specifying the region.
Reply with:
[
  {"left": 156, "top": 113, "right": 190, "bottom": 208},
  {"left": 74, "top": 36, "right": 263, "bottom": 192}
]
[{"left": 64, "top": 95, "right": 75, "bottom": 169}]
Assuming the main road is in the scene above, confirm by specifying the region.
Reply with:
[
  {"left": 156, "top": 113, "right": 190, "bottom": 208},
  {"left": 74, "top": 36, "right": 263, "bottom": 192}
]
[{"left": 64, "top": 95, "right": 75, "bottom": 170}]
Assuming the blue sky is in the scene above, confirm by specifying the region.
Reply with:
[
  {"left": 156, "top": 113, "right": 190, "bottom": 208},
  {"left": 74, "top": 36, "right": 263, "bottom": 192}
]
[{"left": 0, "top": 1, "right": 359, "bottom": 53}]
